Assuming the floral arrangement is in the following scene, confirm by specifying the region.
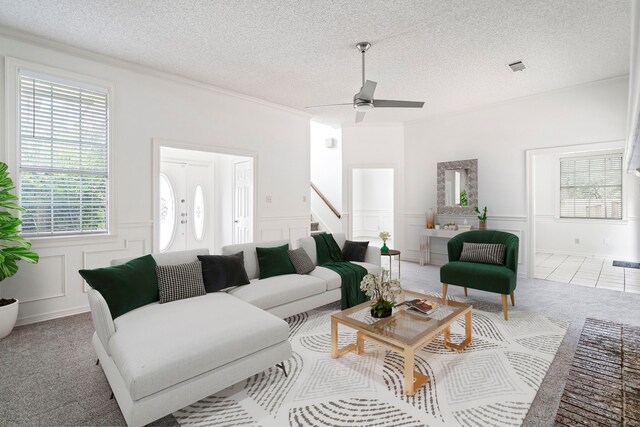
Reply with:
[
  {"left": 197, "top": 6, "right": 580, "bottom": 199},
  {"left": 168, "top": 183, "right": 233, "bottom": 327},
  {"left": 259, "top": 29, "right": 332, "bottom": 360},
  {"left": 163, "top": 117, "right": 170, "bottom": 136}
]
[
  {"left": 360, "top": 268, "right": 402, "bottom": 318},
  {"left": 379, "top": 231, "right": 391, "bottom": 242},
  {"left": 475, "top": 206, "right": 488, "bottom": 221}
]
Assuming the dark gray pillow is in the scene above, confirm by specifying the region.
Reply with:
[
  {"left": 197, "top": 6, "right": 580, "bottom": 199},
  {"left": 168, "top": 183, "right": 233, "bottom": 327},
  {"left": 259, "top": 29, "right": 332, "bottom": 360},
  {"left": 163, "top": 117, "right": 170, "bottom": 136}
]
[
  {"left": 198, "top": 252, "right": 250, "bottom": 292},
  {"left": 342, "top": 240, "right": 369, "bottom": 262},
  {"left": 156, "top": 261, "right": 206, "bottom": 304},
  {"left": 288, "top": 248, "right": 315, "bottom": 274},
  {"left": 459, "top": 243, "right": 506, "bottom": 265}
]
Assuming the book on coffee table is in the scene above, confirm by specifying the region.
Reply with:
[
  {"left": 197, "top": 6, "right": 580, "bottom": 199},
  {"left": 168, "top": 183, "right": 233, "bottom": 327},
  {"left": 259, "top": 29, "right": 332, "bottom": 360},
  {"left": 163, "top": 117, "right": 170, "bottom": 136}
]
[{"left": 397, "top": 299, "right": 438, "bottom": 315}]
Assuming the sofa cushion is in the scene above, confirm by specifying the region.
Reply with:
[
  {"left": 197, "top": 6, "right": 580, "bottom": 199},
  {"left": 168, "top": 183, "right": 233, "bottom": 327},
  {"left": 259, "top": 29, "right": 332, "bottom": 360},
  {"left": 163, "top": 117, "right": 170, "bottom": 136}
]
[
  {"left": 440, "top": 261, "right": 516, "bottom": 294},
  {"left": 351, "top": 261, "right": 382, "bottom": 276},
  {"left": 80, "top": 254, "right": 159, "bottom": 320},
  {"left": 227, "top": 274, "right": 326, "bottom": 310},
  {"left": 256, "top": 244, "right": 296, "bottom": 279},
  {"left": 109, "top": 292, "right": 289, "bottom": 400},
  {"left": 198, "top": 252, "right": 250, "bottom": 292},
  {"left": 342, "top": 240, "right": 369, "bottom": 262},
  {"left": 156, "top": 261, "right": 206, "bottom": 304},
  {"left": 288, "top": 248, "right": 316, "bottom": 275},
  {"left": 309, "top": 266, "right": 342, "bottom": 291}
]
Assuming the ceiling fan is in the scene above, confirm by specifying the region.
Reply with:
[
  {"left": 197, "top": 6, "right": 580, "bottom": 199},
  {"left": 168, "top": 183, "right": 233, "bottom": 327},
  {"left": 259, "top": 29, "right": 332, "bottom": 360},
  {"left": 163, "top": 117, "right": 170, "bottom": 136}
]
[{"left": 306, "top": 42, "right": 425, "bottom": 123}]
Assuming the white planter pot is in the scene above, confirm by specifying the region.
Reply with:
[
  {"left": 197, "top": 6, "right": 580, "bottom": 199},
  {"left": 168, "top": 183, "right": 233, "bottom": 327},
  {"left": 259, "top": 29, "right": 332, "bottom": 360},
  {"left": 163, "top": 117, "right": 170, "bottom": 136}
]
[{"left": 0, "top": 299, "right": 19, "bottom": 339}]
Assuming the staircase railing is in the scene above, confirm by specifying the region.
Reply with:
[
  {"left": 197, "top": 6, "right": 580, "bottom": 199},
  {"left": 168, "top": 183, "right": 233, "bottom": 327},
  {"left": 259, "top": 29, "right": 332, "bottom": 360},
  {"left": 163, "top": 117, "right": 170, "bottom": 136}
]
[{"left": 311, "top": 182, "right": 341, "bottom": 219}]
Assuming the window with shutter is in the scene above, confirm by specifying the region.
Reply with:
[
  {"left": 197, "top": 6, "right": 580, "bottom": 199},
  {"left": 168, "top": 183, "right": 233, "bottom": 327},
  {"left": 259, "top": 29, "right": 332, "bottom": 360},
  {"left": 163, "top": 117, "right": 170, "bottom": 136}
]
[
  {"left": 559, "top": 153, "right": 623, "bottom": 219},
  {"left": 18, "top": 71, "right": 110, "bottom": 236}
]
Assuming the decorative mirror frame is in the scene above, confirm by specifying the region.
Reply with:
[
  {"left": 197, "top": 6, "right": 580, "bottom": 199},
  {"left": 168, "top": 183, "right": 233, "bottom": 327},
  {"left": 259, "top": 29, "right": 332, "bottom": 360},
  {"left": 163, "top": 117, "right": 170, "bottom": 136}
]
[{"left": 437, "top": 159, "right": 478, "bottom": 215}]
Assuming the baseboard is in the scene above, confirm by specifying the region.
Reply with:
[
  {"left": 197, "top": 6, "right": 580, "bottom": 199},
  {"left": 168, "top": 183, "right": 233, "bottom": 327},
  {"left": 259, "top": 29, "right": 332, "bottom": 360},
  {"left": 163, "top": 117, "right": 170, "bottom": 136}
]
[{"left": 15, "top": 304, "right": 90, "bottom": 327}]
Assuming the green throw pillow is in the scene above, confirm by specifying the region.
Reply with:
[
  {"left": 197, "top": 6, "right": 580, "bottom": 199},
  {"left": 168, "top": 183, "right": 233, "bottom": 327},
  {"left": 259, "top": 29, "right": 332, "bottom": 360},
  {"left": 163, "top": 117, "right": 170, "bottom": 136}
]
[
  {"left": 79, "top": 254, "right": 159, "bottom": 319},
  {"left": 256, "top": 244, "right": 296, "bottom": 279}
]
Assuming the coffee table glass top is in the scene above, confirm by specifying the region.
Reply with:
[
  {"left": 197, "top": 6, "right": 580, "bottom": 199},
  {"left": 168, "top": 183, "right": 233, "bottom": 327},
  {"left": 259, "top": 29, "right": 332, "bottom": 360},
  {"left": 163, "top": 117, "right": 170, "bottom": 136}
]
[{"left": 332, "top": 290, "right": 471, "bottom": 347}]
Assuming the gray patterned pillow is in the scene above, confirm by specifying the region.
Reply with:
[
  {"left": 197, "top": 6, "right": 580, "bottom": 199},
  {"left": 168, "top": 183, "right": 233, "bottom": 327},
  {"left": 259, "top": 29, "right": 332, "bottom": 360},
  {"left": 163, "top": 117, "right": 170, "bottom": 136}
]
[
  {"left": 288, "top": 248, "right": 316, "bottom": 275},
  {"left": 156, "top": 261, "right": 206, "bottom": 304},
  {"left": 459, "top": 243, "right": 505, "bottom": 265}
]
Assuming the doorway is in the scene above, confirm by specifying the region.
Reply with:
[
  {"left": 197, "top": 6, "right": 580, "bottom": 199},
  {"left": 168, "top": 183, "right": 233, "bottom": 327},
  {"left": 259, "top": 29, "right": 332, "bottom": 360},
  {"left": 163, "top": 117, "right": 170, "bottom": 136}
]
[
  {"left": 351, "top": 167, "right": 394, "bottom": 248},
  {"left": 156, "top": 145, "right": 254, "bottom": 254}
]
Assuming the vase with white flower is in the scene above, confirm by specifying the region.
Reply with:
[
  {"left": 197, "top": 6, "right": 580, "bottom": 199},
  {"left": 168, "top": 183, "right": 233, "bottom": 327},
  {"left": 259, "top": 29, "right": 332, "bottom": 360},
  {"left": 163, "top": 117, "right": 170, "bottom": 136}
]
[
  {"left": 360, "top": 268, "right": 403, "bottom": 318},
  {"left": 379, "top": 231, "right": 391, "bottom": 254}
]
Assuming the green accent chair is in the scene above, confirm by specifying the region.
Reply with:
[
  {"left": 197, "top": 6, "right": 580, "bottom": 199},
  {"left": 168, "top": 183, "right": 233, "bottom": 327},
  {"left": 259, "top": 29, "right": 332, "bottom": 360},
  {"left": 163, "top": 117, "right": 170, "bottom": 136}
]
[{"left": 440, "top": 230, "right": 519, "bottom": 320}]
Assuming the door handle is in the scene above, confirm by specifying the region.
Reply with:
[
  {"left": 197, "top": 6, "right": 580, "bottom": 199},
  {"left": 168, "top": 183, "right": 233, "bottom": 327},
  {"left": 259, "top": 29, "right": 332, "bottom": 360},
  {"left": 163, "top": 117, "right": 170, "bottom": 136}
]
[{"left": 181, "top": 220, "right": 187, "bottom": 224}]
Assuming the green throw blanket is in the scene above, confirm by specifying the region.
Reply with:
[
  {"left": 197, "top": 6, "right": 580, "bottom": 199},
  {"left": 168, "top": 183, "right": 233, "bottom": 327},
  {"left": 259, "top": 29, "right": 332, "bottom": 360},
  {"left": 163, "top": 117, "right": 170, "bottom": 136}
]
[{"left": 312, "top": 233, "right": 369, "bottom": 309}]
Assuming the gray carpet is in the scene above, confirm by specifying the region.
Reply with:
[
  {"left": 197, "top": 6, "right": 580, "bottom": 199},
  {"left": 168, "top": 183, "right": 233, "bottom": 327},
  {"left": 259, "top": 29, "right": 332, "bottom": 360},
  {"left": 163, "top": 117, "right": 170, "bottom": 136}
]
[{"left": 1, "top": 261, "right": 639, "bottom": 426}]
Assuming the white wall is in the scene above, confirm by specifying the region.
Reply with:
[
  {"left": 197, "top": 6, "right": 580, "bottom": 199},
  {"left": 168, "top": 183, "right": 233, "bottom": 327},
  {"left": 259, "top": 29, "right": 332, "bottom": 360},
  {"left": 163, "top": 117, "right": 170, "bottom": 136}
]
[
  {"left": 310, "top": 121, "right": 342, "bottom": 210},
  {"left": 0, "top": 32, "right": 311, "bottom": 325},
  {"left": 342, "top": 124, "right": 405, "bottom": 252},
  {"left": 404, "top": 77, "right": 634, "bottom": 271},
  {"left": 533, "top": 142, "right": 640, "bottom": 259},
  {"left": 352, "top": 168, "right": 394, "bottom": 245}
]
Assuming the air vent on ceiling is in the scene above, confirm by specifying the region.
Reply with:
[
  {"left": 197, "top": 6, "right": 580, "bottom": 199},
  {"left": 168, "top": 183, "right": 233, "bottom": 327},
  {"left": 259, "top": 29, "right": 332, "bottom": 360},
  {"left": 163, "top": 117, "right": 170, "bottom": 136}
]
[{"left": 507, "top": 60, "right": 526, "bottom": 72}]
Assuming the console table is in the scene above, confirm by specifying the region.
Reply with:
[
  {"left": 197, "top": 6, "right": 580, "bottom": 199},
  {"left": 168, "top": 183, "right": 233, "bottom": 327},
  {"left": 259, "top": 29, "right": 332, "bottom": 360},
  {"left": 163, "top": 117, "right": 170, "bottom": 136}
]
[{"left": 420, "top": 228, "right": 470, "bottom": 265}]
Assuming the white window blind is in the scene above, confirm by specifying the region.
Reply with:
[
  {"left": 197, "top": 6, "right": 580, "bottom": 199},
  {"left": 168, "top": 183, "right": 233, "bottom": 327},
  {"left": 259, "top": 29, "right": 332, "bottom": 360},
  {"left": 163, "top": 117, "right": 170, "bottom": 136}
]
[
  {"left": 18, "top": 72, "right": 109, "bottom": 236},
  {"left": 559, "top": 154, "right": 622, "bottom": 219}
]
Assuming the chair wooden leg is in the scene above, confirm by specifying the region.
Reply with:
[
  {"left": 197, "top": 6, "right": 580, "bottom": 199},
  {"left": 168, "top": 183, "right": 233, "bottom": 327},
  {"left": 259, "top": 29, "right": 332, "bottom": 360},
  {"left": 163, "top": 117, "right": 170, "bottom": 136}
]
[
  {"left": 442, "top": 283, "right": 448, "bottom": 300},
  {"left": 501, "top": 294, "right": 508, "bottom": 320},
  {"left": 510, "top": 292, "right": 515, "bottom": 307},
  {"left": 464, "top": 287, "right": 468, "bottom": 297}
]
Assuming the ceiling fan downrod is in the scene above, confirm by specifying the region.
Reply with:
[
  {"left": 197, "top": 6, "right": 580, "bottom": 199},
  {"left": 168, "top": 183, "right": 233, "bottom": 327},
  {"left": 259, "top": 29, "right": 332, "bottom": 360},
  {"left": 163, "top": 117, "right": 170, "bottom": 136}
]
[{"left": 356, "top": 42, "right": 371, "bottom": 88}]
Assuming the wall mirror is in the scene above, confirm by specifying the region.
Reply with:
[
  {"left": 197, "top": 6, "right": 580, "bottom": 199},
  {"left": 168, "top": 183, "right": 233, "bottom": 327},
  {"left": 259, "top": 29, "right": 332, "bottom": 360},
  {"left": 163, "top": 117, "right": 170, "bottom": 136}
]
[{"left": 437, "top": 159, "right": 478, "bottom": 215}]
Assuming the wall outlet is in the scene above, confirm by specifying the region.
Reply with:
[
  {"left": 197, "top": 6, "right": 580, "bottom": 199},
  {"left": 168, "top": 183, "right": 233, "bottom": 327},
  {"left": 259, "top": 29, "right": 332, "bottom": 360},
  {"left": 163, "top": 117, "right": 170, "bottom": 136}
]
[
  {"left": 574, "top": 238, "right": 580, "bottom": 244},
  {"left": 603, "top": 239, "right": 609, "bottom": 247},
  {"left": 266, "top": 195, "right": 272, "bottom": 203}
]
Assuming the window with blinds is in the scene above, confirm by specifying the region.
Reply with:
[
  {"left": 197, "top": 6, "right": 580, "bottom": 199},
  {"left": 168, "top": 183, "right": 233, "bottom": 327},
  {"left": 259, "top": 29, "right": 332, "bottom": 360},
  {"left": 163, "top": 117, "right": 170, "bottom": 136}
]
[
  {"left": 18, "top": 71, "right": 109, "bottom": 236},
  {"left": 559, "top": 154, "right": 622, "bottom": 219}
]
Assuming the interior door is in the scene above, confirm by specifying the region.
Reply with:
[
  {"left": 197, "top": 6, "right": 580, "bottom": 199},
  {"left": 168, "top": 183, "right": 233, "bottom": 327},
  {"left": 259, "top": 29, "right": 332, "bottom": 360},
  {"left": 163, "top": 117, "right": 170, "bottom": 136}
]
[{"left": 233, "top": 160, "right": 253, "bottom": 244}]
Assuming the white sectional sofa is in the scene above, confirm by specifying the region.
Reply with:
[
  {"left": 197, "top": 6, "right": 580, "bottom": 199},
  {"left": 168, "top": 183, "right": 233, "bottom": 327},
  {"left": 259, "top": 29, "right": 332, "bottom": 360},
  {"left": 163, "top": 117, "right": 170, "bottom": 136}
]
[{"left": 88, "top": 234, "right": 380, "bottom": 426}]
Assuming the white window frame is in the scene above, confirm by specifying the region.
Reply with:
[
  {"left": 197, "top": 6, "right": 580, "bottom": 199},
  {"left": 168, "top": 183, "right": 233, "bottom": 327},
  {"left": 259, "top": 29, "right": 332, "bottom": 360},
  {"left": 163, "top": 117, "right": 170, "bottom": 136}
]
[
  {"left": 5, "top": 57, "right": 117, "bottom": 244},
  {"left": 557, "top": 150, "right": 624, "bottom": 221}
]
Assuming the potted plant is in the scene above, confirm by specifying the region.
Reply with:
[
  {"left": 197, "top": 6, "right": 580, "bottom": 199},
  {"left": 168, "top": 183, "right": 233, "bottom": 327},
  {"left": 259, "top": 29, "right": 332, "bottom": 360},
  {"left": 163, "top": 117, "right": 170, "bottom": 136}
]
[
  {"left": 360, "top": 268, "right": 402, "bottom": 318},
  {"left": 475, "top": 206, "right": 488, "bottom": 230},
  {"left": 379, "top": 231, "right": 391, "bottom": 253},
  {"left": 0, "top": 162, "right": 39, "bottom": 339}
]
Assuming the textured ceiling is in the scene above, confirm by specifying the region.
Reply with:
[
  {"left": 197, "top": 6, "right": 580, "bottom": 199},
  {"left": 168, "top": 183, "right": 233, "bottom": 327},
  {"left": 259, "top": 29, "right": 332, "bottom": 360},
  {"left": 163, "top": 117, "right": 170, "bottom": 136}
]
[{"left": 0, "top": 0, "right": 631, "bottom": 125}]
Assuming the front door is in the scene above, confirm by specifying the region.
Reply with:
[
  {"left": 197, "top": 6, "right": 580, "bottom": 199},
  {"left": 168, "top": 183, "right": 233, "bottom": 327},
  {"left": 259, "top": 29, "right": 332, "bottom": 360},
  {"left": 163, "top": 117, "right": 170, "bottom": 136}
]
[{"left": 159, "top": 161, "right": 214, "bottom": 252}]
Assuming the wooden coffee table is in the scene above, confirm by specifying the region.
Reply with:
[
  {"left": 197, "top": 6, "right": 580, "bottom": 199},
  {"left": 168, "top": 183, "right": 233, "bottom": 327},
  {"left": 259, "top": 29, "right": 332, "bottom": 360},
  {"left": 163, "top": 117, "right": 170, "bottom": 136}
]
[{"left": 331, "top": 290, "right": 472, "bottom": 396}]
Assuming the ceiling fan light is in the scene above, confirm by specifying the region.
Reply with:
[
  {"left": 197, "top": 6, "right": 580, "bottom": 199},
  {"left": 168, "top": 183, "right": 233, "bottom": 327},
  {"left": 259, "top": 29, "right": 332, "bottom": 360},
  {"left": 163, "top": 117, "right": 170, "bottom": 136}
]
[{"left": 354, "top": 102, "right": 373, "bottom": 112}]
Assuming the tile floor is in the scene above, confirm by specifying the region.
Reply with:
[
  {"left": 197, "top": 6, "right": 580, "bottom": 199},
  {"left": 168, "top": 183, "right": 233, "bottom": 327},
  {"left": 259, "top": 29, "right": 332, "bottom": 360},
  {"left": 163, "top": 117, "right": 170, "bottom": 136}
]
[{"left": 534, "top": 252, "right": 640, "bottom": 293}]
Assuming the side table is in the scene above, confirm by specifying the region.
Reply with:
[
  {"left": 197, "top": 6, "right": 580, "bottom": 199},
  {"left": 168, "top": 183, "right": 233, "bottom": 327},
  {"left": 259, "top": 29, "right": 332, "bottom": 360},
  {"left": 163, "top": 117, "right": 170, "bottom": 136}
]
[{"left": 381, "top": 249, "right": 401, "bottom": 279}]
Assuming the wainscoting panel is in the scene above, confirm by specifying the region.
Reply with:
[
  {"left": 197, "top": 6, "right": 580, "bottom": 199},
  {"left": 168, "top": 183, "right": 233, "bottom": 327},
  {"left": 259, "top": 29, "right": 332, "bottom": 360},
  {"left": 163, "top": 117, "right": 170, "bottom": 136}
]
[
  {"left": 3, "top": 222, "right": 153, "bottom": 326},
  {"left": 1, "top": 254, "right": 66, "bottom": 303},
  {"left": 352, "top": 209, "right": 393, "bottom": 240},
  {"left": 258, "top": 215, "right": 310, "bottom": 247}
]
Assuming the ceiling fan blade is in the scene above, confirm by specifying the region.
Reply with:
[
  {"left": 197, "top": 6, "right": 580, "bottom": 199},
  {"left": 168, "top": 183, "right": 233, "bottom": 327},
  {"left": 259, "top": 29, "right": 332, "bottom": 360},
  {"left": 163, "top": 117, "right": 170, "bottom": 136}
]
[
  {"left": 373, "top": 99, "right": 425, "bottom": 108},
  {"left": 355, "top": 111, "right": 366, "bottom": 123},
  {"left": 305, "top": 102, "right": 352, "bottom": 109},
  {"left": 357, "top": 80, "right": 377, "bottom": 101}
]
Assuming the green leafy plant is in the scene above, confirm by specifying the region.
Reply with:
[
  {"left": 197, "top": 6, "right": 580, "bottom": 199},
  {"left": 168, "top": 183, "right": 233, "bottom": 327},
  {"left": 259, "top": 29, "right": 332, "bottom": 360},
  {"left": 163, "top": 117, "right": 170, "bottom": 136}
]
[
  {"left": 459, "top": 190, "right": 468, "bottom": 206},
  {"left": 0, "top": 162, "right": 38, "bottom": 281},
  {"left": 475, "top": 206, "right": 488, "bottom": 221}
]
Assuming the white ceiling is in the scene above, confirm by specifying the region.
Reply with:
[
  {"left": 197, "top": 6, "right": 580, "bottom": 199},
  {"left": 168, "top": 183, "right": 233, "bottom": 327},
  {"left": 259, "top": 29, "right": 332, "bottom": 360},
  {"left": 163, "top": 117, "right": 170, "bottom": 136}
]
[{"left": 0, "top": 0, "right": 631, "bottom": 125}]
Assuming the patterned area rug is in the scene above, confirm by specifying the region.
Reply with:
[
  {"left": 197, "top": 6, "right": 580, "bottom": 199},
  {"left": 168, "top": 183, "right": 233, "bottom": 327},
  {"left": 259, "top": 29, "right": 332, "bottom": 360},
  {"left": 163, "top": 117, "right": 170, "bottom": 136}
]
[
  {"left": 555, "top": 318, "right": 640, "bottom": 426},
  {"left": 174, "top": 298, "right": 568, "bottom": 426}
]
